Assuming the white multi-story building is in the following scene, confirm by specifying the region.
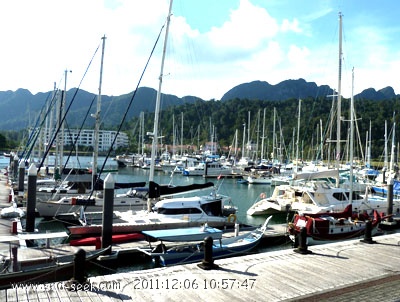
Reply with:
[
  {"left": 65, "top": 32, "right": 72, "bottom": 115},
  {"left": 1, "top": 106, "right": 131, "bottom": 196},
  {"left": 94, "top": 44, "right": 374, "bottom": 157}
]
[{"left": 60, "top": 129, "right": 128, "bottom": 151}]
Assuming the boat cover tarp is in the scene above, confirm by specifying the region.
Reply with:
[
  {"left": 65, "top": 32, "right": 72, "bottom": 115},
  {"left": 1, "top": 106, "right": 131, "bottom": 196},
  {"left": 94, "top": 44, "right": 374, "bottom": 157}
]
[
  {"left": 292, "top": 169, "right": 339, "bottom": 181},
  {"left": 393, "top": 180, "right": 400, "bottom": 193},
  {"left": 142, "top": 227, "right": 223, "bottom": 241}
]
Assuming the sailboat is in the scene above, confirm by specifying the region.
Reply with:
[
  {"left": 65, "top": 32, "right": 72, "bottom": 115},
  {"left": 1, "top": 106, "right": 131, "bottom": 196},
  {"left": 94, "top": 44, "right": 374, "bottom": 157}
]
[
  {"left": 247, "top": 13, "right": 388, "bottom": 216},
  {"left": 65, "top": 0, "right": 237, "bottom": 236},
  {"left": 35, "top": 36, "right": 151, "bottom": 218}
]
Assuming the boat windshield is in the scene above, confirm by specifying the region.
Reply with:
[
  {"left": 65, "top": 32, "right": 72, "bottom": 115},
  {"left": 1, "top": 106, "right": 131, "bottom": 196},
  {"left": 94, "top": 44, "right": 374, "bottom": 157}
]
[
  {"left": 201, "top": 200, "right": 223, "bottom": 216},
  {"left": 157, "top": 207, "right": 202, "bottom": 214}
]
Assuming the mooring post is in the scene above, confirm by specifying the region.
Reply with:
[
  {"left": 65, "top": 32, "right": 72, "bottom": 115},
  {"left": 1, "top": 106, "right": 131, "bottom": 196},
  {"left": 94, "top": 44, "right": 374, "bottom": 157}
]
[
  {"left": 101, "top": 173, "right": 114, "bottom": 254},
  {"left": 294, "top": 227, "right": 312, "bottom": 254},
  {"left": 386, "top": 177, "right": 394, "bottom": 223},
  {"left": 17, "top": 160, "right": 25, "bottom": 194},
  {"left": 197, "top": 236, "right": 219, "bottom": 270},
  {"left": 8, "top": 152, "right": 13, "bottom": 170},
  {"left": 13, "top": 155, "right": 18, "bottom": 181},
  {"left": 360, "top": 220, "right": 375, "bottom": 244},
  {"left": 73, "top": 249, "right": 86, "bottom": 284},
  {"left": 12, "top": 246, "right": 19, "bottom": 272},
  {"left": 25, "top": 164, "right": 37, "bottom": 234},
  {"left": 65, "top": 248, "right": 87, "bottom": 290}
]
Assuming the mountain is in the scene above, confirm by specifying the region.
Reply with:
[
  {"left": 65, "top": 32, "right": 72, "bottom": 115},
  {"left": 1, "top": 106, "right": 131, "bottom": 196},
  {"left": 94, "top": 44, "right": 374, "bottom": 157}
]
[
  {"left": 354, "top": 86, "right": 397, "bottom": 100},
  {"left": 0, "top": 79, "right": 397, "bottom": 131},
  {"left": 0, "top": 87, "right": 203, "bottom": 130},
  {"left": 220, "top": 79, "right": 332, "bottom": 101},
  {"left": 221, "top": 79, "right": 398, "bottom": 102}
]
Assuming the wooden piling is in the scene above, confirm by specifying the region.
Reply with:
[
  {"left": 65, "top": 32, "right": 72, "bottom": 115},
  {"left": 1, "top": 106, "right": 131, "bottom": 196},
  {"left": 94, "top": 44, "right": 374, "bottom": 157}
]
[
  {"left": 198, "top": 236, "right": 219, "bottom": 270},
  {"left": 17, "top": 161, "right": 24, "bottom": 193},
  {"left": 101, "top": 173, "right": 114, "bottom": 254},
  {"left": 294, "top": 227, "right": 312, "bottom": 254},
  {"left": 25, "top": 164, "right": 37, "bottom": 233}
]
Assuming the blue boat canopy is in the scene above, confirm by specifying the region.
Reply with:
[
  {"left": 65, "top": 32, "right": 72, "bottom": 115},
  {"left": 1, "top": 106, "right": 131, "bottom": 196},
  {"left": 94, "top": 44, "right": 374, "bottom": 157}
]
[{"left": 142, "top": 226, "right": 223, "bottom": 242}]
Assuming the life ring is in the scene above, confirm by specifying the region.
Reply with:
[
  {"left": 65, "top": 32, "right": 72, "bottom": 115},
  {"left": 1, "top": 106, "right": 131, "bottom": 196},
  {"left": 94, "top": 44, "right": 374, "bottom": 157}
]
[
  {"left": 260, "top": 192, "right": 266, "bottom": 199},
  {"left": 227, "top": 214, "right": 237, "bottom": 224}
]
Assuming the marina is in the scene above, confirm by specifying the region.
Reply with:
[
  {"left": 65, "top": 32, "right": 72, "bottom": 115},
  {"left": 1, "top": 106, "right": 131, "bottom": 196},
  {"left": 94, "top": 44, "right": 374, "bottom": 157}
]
[
  {"left": 0, "top": 157, "right": 400, "bottom": 300},
  {"left": 0, "top": 0, "right": 400, "bottom": 300}
]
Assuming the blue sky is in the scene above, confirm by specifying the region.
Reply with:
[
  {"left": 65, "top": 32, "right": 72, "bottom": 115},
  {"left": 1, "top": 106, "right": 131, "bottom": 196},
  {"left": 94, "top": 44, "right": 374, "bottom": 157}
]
[{"left": 0, "top": 0, "right": 399, "bottom": 100}]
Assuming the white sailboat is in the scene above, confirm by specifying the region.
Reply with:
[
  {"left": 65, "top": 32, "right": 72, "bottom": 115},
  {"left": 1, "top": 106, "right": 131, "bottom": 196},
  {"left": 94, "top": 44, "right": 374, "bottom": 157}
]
[
  {"left": 36, "top": 36, "right": 151, "bottom": 218},
  {"left": 65, "top": 0, "right": 237, "bottom": 234},
  {"left": 247, "top": 13, "right": 388, "bottom": 216}
]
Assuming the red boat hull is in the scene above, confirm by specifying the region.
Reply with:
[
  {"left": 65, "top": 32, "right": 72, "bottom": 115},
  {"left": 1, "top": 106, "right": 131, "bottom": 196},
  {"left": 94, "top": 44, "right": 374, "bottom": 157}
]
[{"left": 70, "top": 233, "right": 144, "bottom": 246}]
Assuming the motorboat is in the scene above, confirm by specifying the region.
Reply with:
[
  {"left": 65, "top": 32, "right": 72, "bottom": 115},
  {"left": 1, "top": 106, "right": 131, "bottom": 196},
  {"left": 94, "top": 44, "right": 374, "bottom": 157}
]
[
  {"left": 66, "top": 182, "right": 238, "bottom": 236},
  {"left": 288, "top": 204, "right": 381, "bottom": 245},
  {"left": 247, "top": 170, "right": 391, "bottom": 216},
  {"left": 183, "top": 161, "right": 240, "bottom": 177},
  {"left": 36, "top": 186, "right": 149, "bottom": 218}
]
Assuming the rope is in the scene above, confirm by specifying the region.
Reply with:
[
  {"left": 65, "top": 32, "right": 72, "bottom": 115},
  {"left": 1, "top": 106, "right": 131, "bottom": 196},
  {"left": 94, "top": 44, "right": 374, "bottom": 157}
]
[
  {"left": 37, "top": 42, "right": 101, "bottom": 172},
  {"left": 90, "top": 22, "right": 166, "bottom": 198},
  {"left": 62, "top": 95, "right": 96, "bottom": 171}
]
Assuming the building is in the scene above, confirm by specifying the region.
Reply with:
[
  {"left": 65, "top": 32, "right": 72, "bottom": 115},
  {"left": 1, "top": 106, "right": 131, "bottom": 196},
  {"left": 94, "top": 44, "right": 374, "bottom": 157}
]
[{"left": 56, "top": 129, "right": 129, "bottom": 151}]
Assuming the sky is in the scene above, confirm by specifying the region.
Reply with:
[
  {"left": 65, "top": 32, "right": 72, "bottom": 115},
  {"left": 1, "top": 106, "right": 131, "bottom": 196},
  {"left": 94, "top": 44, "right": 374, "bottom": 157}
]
[{"left": 1, "top": 0, "right": 399, "bottom": 100}]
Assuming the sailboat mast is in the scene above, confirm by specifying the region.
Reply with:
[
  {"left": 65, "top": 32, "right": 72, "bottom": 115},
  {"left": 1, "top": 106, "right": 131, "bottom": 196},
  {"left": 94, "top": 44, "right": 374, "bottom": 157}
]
[
  {"left": 390, "top": 121, "right": 396, "bottom": 173},
  {"left": 45, "top": 82, "right": 56, "bottom": 169},
  {"left": 181, "top": 112, "right": 183, "bottom": 156},
  {"left": 320, "top": 119, "right": 323, "bottom": 162},
  {"left": 234, "top": 129, "right": 238, "bottom": 165},
  {"left": 247, "top": 111, "right": 250, "bottom": 158},
  {"left": 261, "top": 108, "right": 266, "bottom": 160},
  {"left": 349, "top": 67, "right": 354, "bottom": 203},
  {"left": 149, "top": 0, "right": 173, "bottom": 182},
  {"left": 384, "top": 120, "right": 388, "bottom": 169},
  {"left": 242, "top": 123, "right": 246, "bottom": 159},
  {"left": 296, "top": 99, "right": 301, "bottom": 172},
  {"left": 272, "top": 107, "right": 276, "bottom": 162},
  {"left": 93, "top": 35, "right": 106, "bottom": 181},
  {"left": 256, "top": 109, "right": 260, "bottom": 162},
  {"left": 368, "top": 120, "right": 371, "bottom": 167},
  {"left": 336, "top": 12, "right": 343, "bottom": 187}
]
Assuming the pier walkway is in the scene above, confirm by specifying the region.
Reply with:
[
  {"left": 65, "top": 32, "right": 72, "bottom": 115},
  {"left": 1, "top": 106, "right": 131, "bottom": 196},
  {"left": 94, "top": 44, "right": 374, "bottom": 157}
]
[
  {"left": 0, "top": 230, "right": 398, "bottom": 300},
  {"left": 0, "top": 168, "right": 400, "bottom": 300}
]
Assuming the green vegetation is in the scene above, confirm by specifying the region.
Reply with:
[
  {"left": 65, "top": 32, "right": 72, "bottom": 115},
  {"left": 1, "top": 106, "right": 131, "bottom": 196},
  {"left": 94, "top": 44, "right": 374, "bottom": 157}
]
[
  {"left": 124, "top": 96, "right": 400, "bottom": 163},
  {"left": 3, "top": 95, "right": 400, "bottom": 166}
]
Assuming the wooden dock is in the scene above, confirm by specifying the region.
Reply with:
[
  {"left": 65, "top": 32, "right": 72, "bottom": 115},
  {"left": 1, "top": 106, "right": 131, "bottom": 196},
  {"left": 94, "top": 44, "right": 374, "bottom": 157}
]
[{"left": 0, "top": 232, "right": 398, "bottom": 301}]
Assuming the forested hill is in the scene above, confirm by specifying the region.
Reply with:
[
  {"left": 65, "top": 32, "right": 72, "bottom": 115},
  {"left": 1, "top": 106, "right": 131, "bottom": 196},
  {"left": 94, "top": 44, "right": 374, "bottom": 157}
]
[
  {"left": 221, "top": 79, "right": 398, "bottom": 102},
  {"left": 0, "top": 78, "right": 398, "bottom": 160},
  {"left": 125, "top": 96, "right": 400, "bottom": 161}
]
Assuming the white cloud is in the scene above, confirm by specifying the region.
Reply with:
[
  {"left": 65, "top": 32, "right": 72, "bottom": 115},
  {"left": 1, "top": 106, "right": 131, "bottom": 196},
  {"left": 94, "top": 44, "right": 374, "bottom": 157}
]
[
  {"left": 0, "top": 0, "right": 399, "bottom": 102},
  {"left": 281, "top": 19, "right": 302, "bottom": 33},
  {"left": 207, "top": 0, "right": 279, "bottom": 50}
]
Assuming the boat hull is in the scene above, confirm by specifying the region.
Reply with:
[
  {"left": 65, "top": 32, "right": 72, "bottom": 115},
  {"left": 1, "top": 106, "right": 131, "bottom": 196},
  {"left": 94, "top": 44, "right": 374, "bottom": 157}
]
[
  {"left": 160, "top": 237, "right": 260, "bottom": 266},
  {"left": 69, "top": 233, "right": 144, "bottom": 246}
]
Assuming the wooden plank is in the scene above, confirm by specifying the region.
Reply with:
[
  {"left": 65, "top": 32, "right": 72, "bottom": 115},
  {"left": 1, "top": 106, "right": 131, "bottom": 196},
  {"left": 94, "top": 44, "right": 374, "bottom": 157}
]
[
  {"left": 18, "top": 232, "right": 69, "bottom": 240},
  {"left": 1, "top": 232, "right": 400, "bottom": 301}
]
